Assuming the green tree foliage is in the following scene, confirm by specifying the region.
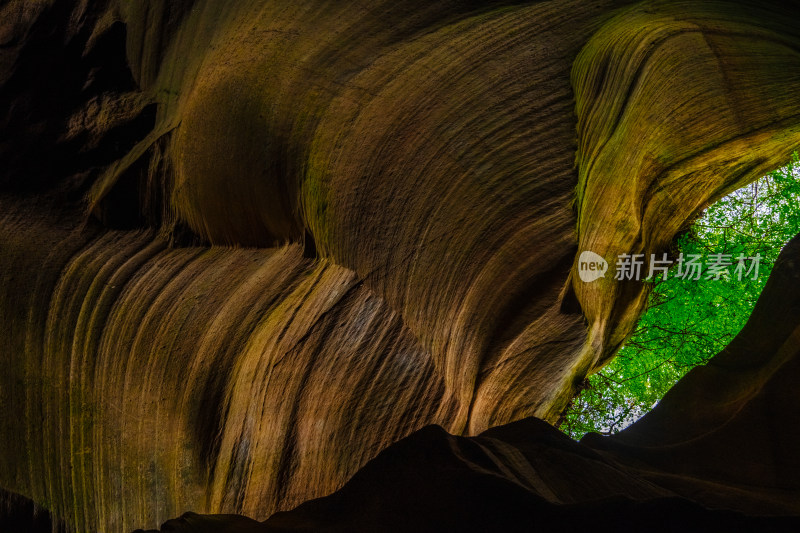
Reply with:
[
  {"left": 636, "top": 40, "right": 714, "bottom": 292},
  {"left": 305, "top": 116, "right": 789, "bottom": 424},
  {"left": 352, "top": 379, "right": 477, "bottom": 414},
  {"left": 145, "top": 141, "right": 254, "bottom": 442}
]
[{"left": 561, "top": 155, "right": 800, "bottom": 439}]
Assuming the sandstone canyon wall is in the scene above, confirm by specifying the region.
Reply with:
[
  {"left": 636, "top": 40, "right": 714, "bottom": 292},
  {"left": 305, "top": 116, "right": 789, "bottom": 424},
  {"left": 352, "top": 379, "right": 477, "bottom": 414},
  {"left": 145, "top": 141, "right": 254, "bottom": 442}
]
[{"left": 1, "top": 0, "right": 799, "bottom": 531}]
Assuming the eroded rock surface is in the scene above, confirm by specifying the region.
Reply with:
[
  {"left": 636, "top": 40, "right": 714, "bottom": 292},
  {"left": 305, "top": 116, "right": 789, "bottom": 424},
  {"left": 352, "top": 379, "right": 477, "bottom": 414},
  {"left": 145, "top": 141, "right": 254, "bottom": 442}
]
[
  {"left": 1, "top": 0, "right": 799, "bottom": 531},
  {"left": 133, "top": 232, "right": 800, "bottom": 532}
]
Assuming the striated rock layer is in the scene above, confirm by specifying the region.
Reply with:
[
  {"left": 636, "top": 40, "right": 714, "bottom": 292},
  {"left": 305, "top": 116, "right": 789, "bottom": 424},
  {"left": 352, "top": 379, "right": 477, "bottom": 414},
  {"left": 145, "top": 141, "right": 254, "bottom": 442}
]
[
  {"left": 1, "top": 0, "right": 799, "bottom": 531},
  {"left": 139, "top": 231, "right": 800, "bottom": 532}
]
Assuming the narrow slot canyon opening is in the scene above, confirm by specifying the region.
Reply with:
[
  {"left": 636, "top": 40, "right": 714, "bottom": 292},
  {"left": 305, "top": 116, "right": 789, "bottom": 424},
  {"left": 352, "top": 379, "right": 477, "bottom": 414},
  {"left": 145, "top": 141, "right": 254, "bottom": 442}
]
[{"left": 561, "top": 154, "right": 800, "bottom": 439}]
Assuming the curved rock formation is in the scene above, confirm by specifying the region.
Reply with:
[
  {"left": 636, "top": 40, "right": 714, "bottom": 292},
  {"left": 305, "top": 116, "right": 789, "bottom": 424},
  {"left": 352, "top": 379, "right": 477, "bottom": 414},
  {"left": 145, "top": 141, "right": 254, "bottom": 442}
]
[
  {"left": 1, "top": 0, "right": 799, "bottom": 531},
  {"left": 137, "top": 231, "right": 800, "bottom": 532}
]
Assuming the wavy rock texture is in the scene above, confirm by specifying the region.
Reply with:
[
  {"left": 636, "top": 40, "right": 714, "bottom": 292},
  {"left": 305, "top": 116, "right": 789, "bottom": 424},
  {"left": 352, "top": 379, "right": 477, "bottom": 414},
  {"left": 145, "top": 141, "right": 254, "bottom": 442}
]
[
  {"left": 571, "top": 1, "right": 800, "bottom": 366},
  {"left": 137, "top": 232, "right": 800, "bottom": 532},
  {"left": 1, "top": 0, "right": 799, "bottom": 531}
]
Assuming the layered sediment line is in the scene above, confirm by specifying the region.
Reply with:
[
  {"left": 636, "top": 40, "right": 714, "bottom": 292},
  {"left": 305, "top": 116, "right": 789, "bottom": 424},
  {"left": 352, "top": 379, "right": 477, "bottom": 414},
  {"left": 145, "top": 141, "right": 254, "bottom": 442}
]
[{"left": 1, "top": 0, "right": 800, "bottom": 531}]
